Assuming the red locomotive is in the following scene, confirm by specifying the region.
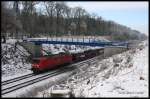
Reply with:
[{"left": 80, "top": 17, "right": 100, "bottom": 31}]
[
  {"left": 31, "top": 53, "right": 72, "bottom": 73},
  {"left": 31, "top": 48, "right": 104, "bottom": 73}
]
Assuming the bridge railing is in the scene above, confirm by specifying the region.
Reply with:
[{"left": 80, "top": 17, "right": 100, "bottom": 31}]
[{"left": 23, "top": 37, "right": 129, "bottom": 47}]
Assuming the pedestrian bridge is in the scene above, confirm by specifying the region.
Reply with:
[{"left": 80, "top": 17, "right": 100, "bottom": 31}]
[{"left": 23, "top": 37, "right": 128, "bottom": 47}]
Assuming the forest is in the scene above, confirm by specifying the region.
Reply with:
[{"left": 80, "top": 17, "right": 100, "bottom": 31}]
[{"left": 1, "top": 1, "right": 147, "bottom": 41}]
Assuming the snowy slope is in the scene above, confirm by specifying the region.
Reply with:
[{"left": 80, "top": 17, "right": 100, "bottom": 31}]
[
  {"left": 73, "top": 41, "right": 148, "bottom": 97},
  {"left": 2, "top": 39, "right": 32, "bottom": 79},
  {"left": 81, "top": 45, "right": 148, "bottom": 97},
  {"left": 37, "top": 40, "right": 148, "bottom": 97},
  {"left": 2, "top": 38, "right": 148, "bottom": 97}
]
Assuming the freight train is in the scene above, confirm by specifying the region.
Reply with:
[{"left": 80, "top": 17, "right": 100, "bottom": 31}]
[{"left": 31, "top": 48, "right": 104, "bottom": 73}]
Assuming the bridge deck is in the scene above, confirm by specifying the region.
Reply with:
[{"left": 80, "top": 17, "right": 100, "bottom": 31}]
[{"left": 23, "top": 37, "right": 128, "bottom": 47}]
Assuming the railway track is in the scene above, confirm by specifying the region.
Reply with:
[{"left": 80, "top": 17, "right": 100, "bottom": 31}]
[
  {"left": 2, "top": 66, "right": 73, "bottom": 95},
  {"left": 2, "top": 55, "right": 101, "bottom": 95},
  {"left": 2, "top": 73, "right": 34, "bottom": 86}
]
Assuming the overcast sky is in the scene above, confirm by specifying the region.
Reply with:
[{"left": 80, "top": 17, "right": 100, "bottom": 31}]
[{"left": 67, "top": 1, "right": 148, "bottom": 36}]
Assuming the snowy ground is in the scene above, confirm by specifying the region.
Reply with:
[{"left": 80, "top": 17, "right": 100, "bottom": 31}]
[
  {"left": 1, "top": 39, "right": 31, "bottom": 79},
  {"left": 2, "top": 71, "right": 74, "bottom": 97},
  {"left": 36, "top": 40, "right": 148, "bottom": 97},
  {"left": 2, "top": 38, "right": 148, "bottom": 98}
]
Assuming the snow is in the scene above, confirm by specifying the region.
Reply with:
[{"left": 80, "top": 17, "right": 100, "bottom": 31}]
[
  {"left": 82, "top": 41, "right": 148, "bottom": 97},
  {"left": 42, "top": 44, "right": 103, "bottom": 55},
  {"left": 37, "top": 40, "right": 148, "bottom": 97},
  {"left": 2, "top": 37, "right": 148, "bottom": 97},
  {"left": 2, "top": 71, "right": 74, "bottom": 97},
  {"left": 5, "top": 39, "right": 17, "bottom": 44},
  {"left": 2, "top": 71, "right": 33, "bottom": 82},
  {"left": 77, "top": 40, "right": 148, "bottom": 97},
  {"left": 50, "top": 89, "right": 71, "bottom": 94},
  {"left": 1, "top": 41, "right": 32, "bottom": 79}
]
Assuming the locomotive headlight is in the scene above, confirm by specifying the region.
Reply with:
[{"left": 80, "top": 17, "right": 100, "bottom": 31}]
[
  {"left": 33, "top": 64, "right": 40, "bottom": 68},
  {"left": 36, "top": 64, "right": 40, "bottom": 68}
]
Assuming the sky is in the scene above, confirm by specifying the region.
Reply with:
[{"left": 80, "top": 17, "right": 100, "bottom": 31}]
[{"left": 67, "top": 2, "right": 148, "bottom": 36}]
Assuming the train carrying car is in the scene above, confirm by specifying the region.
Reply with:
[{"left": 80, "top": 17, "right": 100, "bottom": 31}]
[
  {"left": 31, "top": 48, "right": 104, "bottom": 73},
  {"left": 71, "top": 51, "right": 86, "bottom": 62},
  {"left": 31, "top": 53, "right": 72, "bottom": 73},
  {"left": 84, "top": 48, "right": 104, "bottom": 59},
  {"left": 95, "top": 48, "right": 104, "bottom": 55}
]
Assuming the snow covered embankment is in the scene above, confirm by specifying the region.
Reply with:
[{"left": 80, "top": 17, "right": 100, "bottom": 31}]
[
  {"left": 2, "top": 39, "right": 32, "bottom": 79},
  {"left": 38, "top": 40, "right": 148, "bottom": 97},
  {"left": 81, "top": 43, "right": 148, "bottom": 97}
]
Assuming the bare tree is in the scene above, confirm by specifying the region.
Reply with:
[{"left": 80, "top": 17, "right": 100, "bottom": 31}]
[
  {"left": 1, "top": 1, "right": 145, "bottom": 41},
  {"left": 61, "top": 3, "right": 71, "bottom": 35},
  {"left": 73, "top": 7, "right": 87, "bottom": 35},
  {"left": 2, "top": 2, "right": 17, "bottom": 37},
  {"left": 44, "top": 2, "right": 56, "bottom": 35},
  {"left": 13, "top": 1, "right": 22, "bottom": 39},
  {"left": 21, "top": 1, "right": 38, "bottom": 37},
  {"left": 54, "top": 2, "right": 66, "bottom": 36}
]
